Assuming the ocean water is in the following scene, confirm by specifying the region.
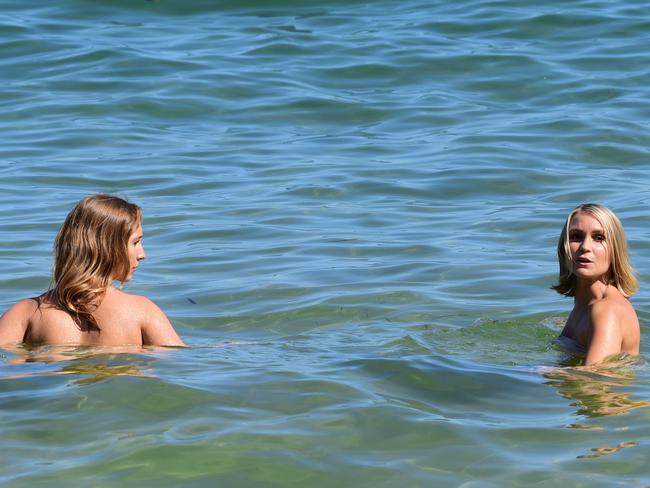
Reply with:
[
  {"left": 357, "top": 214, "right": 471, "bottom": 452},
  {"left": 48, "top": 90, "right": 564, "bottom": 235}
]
[{"left": 2, "top": 0, "right": 650, "bottom": 486}]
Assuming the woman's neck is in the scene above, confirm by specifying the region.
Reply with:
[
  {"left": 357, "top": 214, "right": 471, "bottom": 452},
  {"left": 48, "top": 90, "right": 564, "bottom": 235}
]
[{"left": 574, "top": 279, "right": 609, "bottom": 306}]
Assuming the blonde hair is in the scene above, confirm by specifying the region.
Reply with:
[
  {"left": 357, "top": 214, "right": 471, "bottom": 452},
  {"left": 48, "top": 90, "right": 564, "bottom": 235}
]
[
  {"left": 51, "top": 194, "right": 142, "bottom": 331},
  {"left": 552, "top": 203, "right": 638, "bottom": 297}
]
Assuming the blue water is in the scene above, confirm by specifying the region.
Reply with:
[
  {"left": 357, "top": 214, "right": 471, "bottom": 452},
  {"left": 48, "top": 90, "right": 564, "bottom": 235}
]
[{"left": 2, "top": 1, "right": 650, "bottom": 486}]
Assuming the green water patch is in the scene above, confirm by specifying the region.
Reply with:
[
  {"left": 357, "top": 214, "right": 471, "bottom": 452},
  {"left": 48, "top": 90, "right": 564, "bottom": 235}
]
[{"left": 418, "top": 316, "right": 561, "bottom": 367}]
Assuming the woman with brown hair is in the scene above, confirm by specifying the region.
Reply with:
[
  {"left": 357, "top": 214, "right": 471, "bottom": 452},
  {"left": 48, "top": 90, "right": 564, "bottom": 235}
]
[
  {"left": 554, "top": 203, "right": 639, "bottom": 366},
  {"left": 0, "top": 194, "right": 184, "bottom": 346}
]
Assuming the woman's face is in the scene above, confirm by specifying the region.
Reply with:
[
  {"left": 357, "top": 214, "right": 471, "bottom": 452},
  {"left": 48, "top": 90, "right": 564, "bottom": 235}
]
[
  {"left": 124, "top": 224, "right": 145, "bottom": 282},
  {"left": 568, "top": 211, "right": 611, "bottom": 282}
]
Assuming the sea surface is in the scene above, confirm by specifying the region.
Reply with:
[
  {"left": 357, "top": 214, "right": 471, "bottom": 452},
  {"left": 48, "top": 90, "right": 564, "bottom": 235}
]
[{"left": 2, "top": 0, "right": 650, "bottom": 486}]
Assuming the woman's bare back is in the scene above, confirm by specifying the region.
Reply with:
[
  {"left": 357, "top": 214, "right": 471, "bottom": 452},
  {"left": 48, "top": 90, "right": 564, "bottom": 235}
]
[{"left": 1, "top": 287, "right": 184, "bottom": 347}]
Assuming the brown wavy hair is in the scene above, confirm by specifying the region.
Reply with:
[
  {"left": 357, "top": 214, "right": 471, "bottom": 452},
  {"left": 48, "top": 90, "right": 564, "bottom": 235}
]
[
  {"left": 552, "top": 203, "right": 638, "bottom": 298},
  {"left": 50, "top": 194, "right": 142, "bottom": 331}
]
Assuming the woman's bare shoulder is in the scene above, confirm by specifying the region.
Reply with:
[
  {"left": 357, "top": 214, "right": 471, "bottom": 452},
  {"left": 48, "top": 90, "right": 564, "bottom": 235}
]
[
  {"left": 105, "top": 288, "right": 160, "bottom": 312},
  {"left": 590, "top": 289, "right": 639, "bottom": 332},
  {"left": 590, "top": 297, "right": 621, "bottom": 322},
  {"left": 608, "top": 289, "right": 635, "bottom": 308},
  {"left": 0, "top": 297, "right": 42, "bottom": 344},
  {"left": 103, "top": 288, "right": 184, "bottom": 346},
  {"left": 2, "top": 296, "right": 43, "bottom": 318}
]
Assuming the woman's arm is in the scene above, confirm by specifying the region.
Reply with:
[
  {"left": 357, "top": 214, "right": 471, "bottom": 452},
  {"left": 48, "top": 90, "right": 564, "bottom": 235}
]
[
  {"left": 137, "top": 296, "right": 185, "bottom": 347},
  {"left": 585, "top": 302, "right": 622, "bottom": 366},
  {"left": 0, "top": 299, "right": 34, "bottom": 344}
]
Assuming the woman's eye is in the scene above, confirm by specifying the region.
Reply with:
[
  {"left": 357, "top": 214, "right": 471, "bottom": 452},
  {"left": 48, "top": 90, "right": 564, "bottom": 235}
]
[{"left": 594, "top": 234, "right": 605, "bottom": 242}]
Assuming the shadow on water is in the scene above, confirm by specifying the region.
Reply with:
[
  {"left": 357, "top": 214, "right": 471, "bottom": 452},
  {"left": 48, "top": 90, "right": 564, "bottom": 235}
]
[
  {"left": 0, "top": 343, "right": 174, "bottom": 384},
  {"left": 542, "top": 355, "right": 649, "bottom": 418}
]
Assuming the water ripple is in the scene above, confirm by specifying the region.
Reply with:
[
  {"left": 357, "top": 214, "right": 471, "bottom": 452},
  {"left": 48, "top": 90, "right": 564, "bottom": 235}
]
[{"left": 3, "top": 0, "right": 650, "bottom": 485}]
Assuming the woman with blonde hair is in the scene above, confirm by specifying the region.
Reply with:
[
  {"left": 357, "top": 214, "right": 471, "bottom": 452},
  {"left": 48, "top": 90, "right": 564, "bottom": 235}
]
[
  {"left": 0, "top": 194, "right": 184, "bottom": 346},
  {"left": 554, "top": 203, "right": 639, "bottom": 365}
]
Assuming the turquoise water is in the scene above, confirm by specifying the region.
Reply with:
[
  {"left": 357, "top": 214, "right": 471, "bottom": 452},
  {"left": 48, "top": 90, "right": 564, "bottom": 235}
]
[{"left": 2, "top": 0, "right": 650, "bottom": 486}]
